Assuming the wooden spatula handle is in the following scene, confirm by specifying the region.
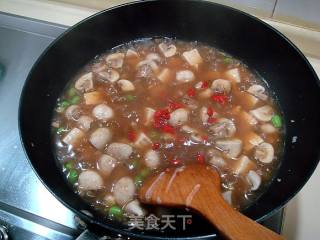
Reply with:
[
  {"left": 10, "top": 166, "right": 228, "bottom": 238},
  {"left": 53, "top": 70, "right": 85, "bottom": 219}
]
[{"left": 195, "top": 196, "right": 285, "bottom": 240}]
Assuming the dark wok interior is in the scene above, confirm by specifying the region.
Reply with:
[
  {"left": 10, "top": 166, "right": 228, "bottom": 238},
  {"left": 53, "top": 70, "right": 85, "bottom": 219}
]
[{"left": 19, "top": 0, "right": 320, "bottom": 239}]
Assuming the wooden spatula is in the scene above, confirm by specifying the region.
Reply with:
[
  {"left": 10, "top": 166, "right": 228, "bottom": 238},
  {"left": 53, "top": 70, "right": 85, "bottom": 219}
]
[{"left": 138, "top": 164, "right": 285, "bottom": 240}]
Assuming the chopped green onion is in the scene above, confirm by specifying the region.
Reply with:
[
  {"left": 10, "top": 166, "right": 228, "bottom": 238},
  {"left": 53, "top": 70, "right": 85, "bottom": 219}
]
[
  {"left": 56, "top": 127, "right": 68, "bottom": 135},
  {"left": 134, "top": 175, "right": 143, "bottom": 187},
  {"left": 67, "top": 169, "right": 78, "bottom": 184},
  {"left": 149, "top": 130, "right": 160, "bottom": 140},
  {"left": 271, "top": 115, "right": 282, "bottom": 128},
  {"left": 59, "top": 100, "right": 71, "bottom": 108},
  {"left": 70, "top": 95, "right": 81, "bottom": 104},
  {"left": 223, "top": 57, "right": 233, "bottom": 65},
  {"left": 125, "top": 94, "right": 136, "bottom": 101},
  {"left": 64, "top": 161, "right": 74, "bottom": 171},
  {"left": 108, "top": 205, "right": 123, "bottom": 220},
  {"left": 67, "top": 87, "right": 77, "bottom": 97},
  {"left": 140, "top": 168, "right": 151, "bottom": 178}
]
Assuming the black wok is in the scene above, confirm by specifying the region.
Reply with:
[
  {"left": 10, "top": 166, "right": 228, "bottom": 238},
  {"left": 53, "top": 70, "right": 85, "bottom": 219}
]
[{"left": 19, "top": 0, "right": 320, "bottom": 239}]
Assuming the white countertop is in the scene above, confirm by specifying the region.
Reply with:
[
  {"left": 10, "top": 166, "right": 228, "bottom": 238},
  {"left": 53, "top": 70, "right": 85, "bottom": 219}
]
[{"left": 0, "top": 1, "right": 319, "bottom": 239}]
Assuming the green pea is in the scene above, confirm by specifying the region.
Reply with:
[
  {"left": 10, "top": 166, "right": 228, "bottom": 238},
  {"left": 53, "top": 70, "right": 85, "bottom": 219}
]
[
  {"left": 70, "top": 95, "right": 81, "bottom": 104},
  {"left": 56, "top": 127, "right": 67, "bottom": 134},
  {"left": 67, "top": 87, "right": 77, "bottom": 97},
  {"left": 108, "top": 205, "right": 123, "bottom": 220},
  {"left": 59, "top": 100, "right": 71, "bottom": 108},
  {"left": 125, "top": 95, "right": 136, "bottom": 101},
  {"left": 67, "top": 169, "right": 78, "bottom": 184},
  {"left": 271, "top": 115, "right": 282, "bottom": 128},
  {"left": 223, "top": 57, "right": 233, "bottom": 65},
  {"left": 64, "top": 161, "right": 74, "bottom": 171},
  {"left": 140, "top": 168, "right": 151, "bottom": 178},
  {"left": 134, "top": 175, "right": 143, "bottom": 187}
]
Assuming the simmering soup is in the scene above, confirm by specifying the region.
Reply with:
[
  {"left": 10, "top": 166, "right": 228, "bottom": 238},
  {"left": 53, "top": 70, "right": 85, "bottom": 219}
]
[{"left": 52, "top": 38, "right": 284, "bottom": 224}]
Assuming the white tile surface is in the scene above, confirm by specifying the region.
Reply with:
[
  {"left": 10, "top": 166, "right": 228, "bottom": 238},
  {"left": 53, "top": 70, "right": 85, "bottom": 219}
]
[{"left": 273, "top": 0, "right": 320, "bottom": 30}]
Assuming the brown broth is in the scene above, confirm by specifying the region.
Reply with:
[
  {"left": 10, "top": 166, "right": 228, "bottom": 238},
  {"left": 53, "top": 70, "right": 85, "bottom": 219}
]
[{"left": 52, "top": 38, "right": 284, "bottom": 223}]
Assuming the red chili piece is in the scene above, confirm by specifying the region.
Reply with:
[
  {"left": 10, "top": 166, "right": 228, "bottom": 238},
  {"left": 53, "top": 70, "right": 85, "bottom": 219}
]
[
  {"left": 168, "top": 101, "right": 184, "bottom": 111},
  {"left": 211, "top": 94, "right": 228, "bottom": 105},
  {"left": 127, "top": 130, "right": 136, "bottom": 142},
  {"left": 207, "top": 106, "right": 214, "bottom": 117},
  {"left": 187, "top": 87, "right": 196, "bottom": 97},
  {"left": 196, "top": 153, "right": 205, "bottom": 164},
  {"left": 208, "top": 117, "right": 217, "bottom": 124},
  {"left": 201, "top": 81, "right": 209, "bottom": 89},
  {"left": 201, "top": 135, "right": 209, "bottom": 142},
  {"left": 152, "top": 143, "right": 161, "bottom": 150},
  {"left": 162, "top": 124, "right": 175, "bottom": 134},
  {"left": 153, "top": 108, "right": 170, "bottom": 129}
]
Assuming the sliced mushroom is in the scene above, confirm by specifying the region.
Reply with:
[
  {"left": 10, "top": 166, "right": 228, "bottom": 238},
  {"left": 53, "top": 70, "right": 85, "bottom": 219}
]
[
  {"left": 77, "top": 115, "right": 93, "bottom": 131},
  {"left": 113, "top": 177, "right": 135, "bottom": 206},
  {"left": 200, "top": 106, "right": 209, "bottom": 124},
  {"left": 134, "top": 132, "right": 152, "bottom": 148},
  {"left": 136, "top": 60, "right": 159, "bottom": 72},
  {"left": 247, "top": 170, "right": 261, "bottom": 191},
  {"left": 190, "top": 132, "right": 204, "bottom": 143},
  {"left": 124, "top": 199, "right": 145, "bottom": 216},
  {"left": 146, "top": 53, "right": 162, "bottom": 63},
  {"left": 65, "top": 105, "right": 81, "bottom": 120},
  {"left": 107, "top": 143, "right": 133, "bottom": 161},
  {"left": 182, "top": 49, "right": 203, "bottom": 67},
  {"left": 157, "top": 68, "right": 172, "bottom": 83},
  {"left": 89, "top": 128, "right": 112, "bottom": 150},
  {"left": 209, "top": 118, "right": 236, "bottom": 138},
  {"left": 243, "top": 131, "right": 264, "bottom": 152},
  {"left": 158, "top": 43, "right": 177, "bottom": 58},
  {"left": 211, "top": 79, "right": 232, "bottom": 94},
  {"left": 260, "top": 123, "right": 277, "bottom": 134},
  {"left": 117, "top": 79, "right": 135, "bottom": 92},
  {"left": 92, "top": 104, "right": 114, "bottom": 121},
  {"left": 75, "top": 72, "right": 93, "bottom": 92},
  {"left": 168, "top": 108, "right": 189, "bottom": 127},
  {"left": 222, "top": 191, "right": 232, "bottom": 205},
  {"left": 239, "top": 110, "right": 258, "bottom": 126},
  {"left": 176, "top": 70, "right": 195, "bottom": 83},
  {"left": 181, "top": 125, "right": 197, "bottom": 134},
  {"left": 250, "top": 105, "right": 274, "bottom": 122},
  {"left": 84, "top": 91, "right": 105, "bottom": 105},
  {"left": 62, "top": 128, "right": 84, "bottom": 146},
  {"left": 225, "top": 68, "right": 241, "bottom": 83},
  {"left": 78, "top": 170, "right": 104, "bottom": 190},
  {"left": 215, "top": 138, "right": 242, "bottom": 158},
  {"left": 232, "top": 155, "right": 256, "bottom": 175},
  {"left": 105, "top": 53, "right": 125, "bottom": 69},
  {"left": 207, "top": 149, "right": 227, "bottom": 168},
  {"left": 143, "top": 107, "right": 155, "bottom": 126},
  {"left": 126, "top": 49, "right": 138, "bottom": 58},
  {"left": 144, "top": 149, "right": 160, "bottom": 169},
  {"left": 97, "top": 154, "right": 118, "bottom": 176},
  {"left": 98, "top": 69, "right": 120, "bottom": 83},
  {"left": 254, "top": 142, "right": 274, "bottom": 163},
  {"left": 247, "top": 84, "right": 268, "bottom": 101}
]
